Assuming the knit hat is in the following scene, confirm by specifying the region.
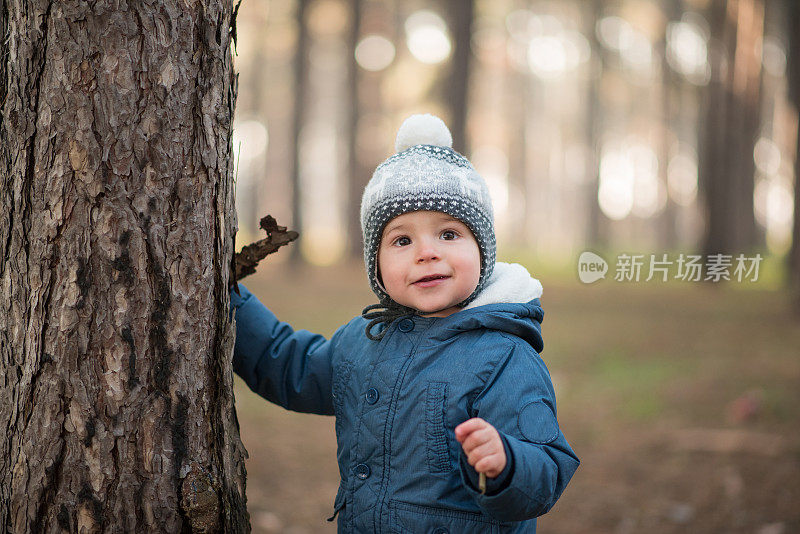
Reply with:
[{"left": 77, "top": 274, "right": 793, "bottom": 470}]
[{"left": 360, "top": 114, "right": 496, "bottom": 309}]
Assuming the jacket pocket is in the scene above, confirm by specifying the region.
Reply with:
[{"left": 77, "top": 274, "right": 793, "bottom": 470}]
[
  {"left": 389, "top": 500, "right": 501, "bottom": 534},
  {"left": 332, "top": 360, "right": 354, "bottom": 415},
  {"left": 425, "top": 381, "right": 452, "bottom": 473},
  {"left": 333, "top": 360, "right": 354, "bottom": 437}
]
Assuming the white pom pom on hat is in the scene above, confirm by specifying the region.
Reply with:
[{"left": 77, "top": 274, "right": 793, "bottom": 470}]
[{"left": 394, "top": 113, "right": 453, "bottom": 153}]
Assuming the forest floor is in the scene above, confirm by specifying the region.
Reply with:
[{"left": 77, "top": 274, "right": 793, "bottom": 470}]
[{"left": 232, "top": 258, "right": 800, "bottom": 534}]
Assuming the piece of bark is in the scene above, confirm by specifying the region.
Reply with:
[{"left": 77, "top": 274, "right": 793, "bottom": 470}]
[{"left": 232, "top": 216, "right": 298, "bottom": 285}]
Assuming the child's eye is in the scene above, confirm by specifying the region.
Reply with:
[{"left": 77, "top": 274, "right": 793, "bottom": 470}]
[
  {"left": 393, "top": 236, "right": 411, "bottom": 246},
  {"left": 441, "top": 230, "right": 459, "bottom": 240}
]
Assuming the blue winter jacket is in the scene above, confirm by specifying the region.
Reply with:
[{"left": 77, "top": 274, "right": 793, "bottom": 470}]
[{"left": 230, "top": 284, "right": 579, "bottom": 533}]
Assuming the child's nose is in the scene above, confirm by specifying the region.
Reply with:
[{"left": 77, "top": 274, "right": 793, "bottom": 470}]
[{"left": 415, "top": 238, "right": 440, "bottom": 263}]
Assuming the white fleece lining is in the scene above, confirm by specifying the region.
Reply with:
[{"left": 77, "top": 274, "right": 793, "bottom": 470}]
[{"left": 463, "top": 262, "right": 543, "bottom": 310}]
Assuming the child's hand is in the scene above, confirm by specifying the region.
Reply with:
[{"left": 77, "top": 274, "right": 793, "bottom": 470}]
[{"left": 455, "top": 418, "right": 506, "bottom": 478}]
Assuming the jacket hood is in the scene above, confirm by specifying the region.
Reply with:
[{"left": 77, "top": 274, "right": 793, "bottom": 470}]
[
  {"left": 436, "top": 300, "right": 544, "bottom": 353},
  {"left": 428, "top": 262, "right": 545, "bottom": 352}
]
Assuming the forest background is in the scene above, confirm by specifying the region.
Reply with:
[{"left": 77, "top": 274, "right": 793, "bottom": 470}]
[{"left": 231, "top": 0, "right": 800, "bottom": 532}]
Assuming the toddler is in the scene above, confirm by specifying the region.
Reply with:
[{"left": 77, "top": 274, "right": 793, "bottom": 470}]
[{"left": 230, "top": 114, "right": 579, "bottom": 532}]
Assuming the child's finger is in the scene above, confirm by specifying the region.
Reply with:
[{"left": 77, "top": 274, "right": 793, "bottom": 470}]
[
  {"left": 474, "top": 454, "right": 505, "bottom": 478},
  {"left": 460, "top": 427, "right": 494, "bottom": 455},
  {"left": 455, "top": 418, "right": 485, "bottom": 441},
  {"left": 466, "top": 440, "right": 499, "bottom": 467},
  {"left": 454, "top": 418, "right": 486, "bottom": 442}
]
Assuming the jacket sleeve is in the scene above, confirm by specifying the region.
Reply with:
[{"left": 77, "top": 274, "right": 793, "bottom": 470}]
[
  {"left": 458, "top": 339, "right": 579, "bottom": 522},
  {"left": 230, "top": 284, "right": 340, "bottom": 415}
]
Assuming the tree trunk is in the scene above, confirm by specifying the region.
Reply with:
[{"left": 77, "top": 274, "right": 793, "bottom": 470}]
[
  {"left": 506, "top": 49, "right": 529, "bottom": 250},
  {"left": 700, "top": 0, "right": 764, "bottom": 259},
  {"left": 346, "top": 0, "right": 363, "bottom": 260},
  {"left": 446, "top": 0, "right": 473, "bottom": 155},
  {"left": 700, "top": 0, "right": 736, "bottom": 257},
  {"left": 728, "top": 0, "right": 764, "bottom": 253},
  {"left": 787, "top": 0, "right": 800, "bottom": 309},
  {"left": 289, "top": 0, "right": 309, "bottom": 266},
  {"left": 584, "top": 0, "right": 606, "bottom": 250},
  {"left": 657, "top": 0, "right": 683, "bottom": 252},
  {"left": 0, "top": 2, "right": 249, "bottom": 532}
]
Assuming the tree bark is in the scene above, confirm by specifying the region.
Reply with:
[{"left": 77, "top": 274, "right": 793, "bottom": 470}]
[{"left": 0, "top": 1, "right": 249, "bottom": 532}]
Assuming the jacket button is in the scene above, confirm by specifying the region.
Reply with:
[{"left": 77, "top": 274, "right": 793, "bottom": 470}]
[
  {"left": 398, "top": 318, "right": 414, "bottom": 332},
  {"left": 355, "top": 463, "right": 371, "bottom": 480},
  {"left": 365, "top": 388, "right": 379, "bottom": 404},
  {"left": 432, "top": 528, "right": 449, "bottom": 534}
]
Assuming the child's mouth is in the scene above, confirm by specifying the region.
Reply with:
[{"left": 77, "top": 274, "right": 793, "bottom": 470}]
[{"left": 413, "top": 275, "right": 449, "bottom": 287}]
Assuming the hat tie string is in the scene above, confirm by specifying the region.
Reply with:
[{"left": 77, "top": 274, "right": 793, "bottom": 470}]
[{"left": 361, "top": 302, "right": 419, "bottom": 341}]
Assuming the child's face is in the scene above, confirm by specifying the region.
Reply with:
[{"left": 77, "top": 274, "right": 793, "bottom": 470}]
[{"left": 378, "top": 211, "right": 481, "bottom": 317}]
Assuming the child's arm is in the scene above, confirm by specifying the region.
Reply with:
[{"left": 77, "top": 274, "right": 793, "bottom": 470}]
[
  {"left": 230, "top": 284, "right": 340, "bottom": 415},
  {"left": 455, "top": 340, "right": 580, "bottom": 522}
]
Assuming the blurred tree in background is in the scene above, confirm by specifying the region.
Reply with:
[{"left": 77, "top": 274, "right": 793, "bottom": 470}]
[{"left": 787, "top": 1, "right": 800, "bottom": 307}]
